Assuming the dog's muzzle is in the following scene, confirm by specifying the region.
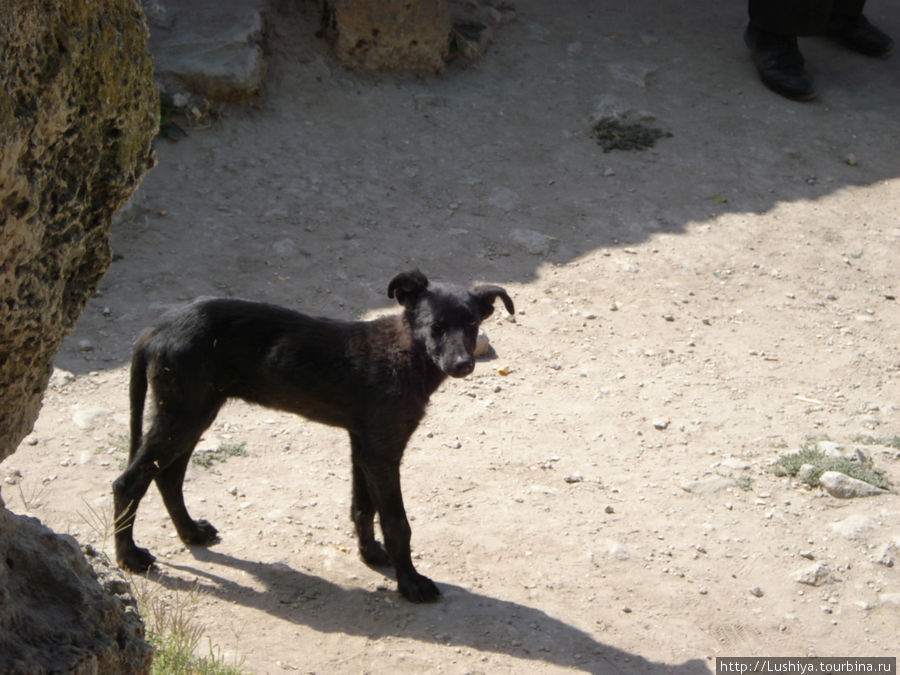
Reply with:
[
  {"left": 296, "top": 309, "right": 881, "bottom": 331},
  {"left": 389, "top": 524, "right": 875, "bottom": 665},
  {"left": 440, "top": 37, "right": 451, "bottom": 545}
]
[{"left": 446, "top": 356, "right": 475, "bottom": 378}]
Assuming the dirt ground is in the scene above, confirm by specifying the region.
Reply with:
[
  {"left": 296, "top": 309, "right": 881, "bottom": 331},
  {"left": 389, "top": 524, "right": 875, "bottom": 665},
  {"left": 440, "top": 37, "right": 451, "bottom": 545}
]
[{"left": 3, "top": 1, "right": 900, "bottom": 672}]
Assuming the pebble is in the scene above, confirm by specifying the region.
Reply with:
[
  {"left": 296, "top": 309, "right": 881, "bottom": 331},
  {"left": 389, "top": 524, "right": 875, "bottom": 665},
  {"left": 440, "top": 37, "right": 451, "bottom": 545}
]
[
  {"left": 564, "top": 473, "right": 583, "bottom": 484},
  {"left": 652, "top": 417, "right": 670, "bottom": 430},
  {"left": 474, "top": 332, "right": 491, "bottom": 358},
  {"left": 870, "top": 541, "right": 897, "bottom": 568},
  {"left": 77, "top": 339, "right": 95, "bottom": 352},
  {"left": 794, "top": 562, "right": 836, "bottom": 587},
  {"left": 50, "top": 368, "right": 76, "bottom": 388},
  {"left": 749, "top": 586, "right": 764, "bottom": 598}
]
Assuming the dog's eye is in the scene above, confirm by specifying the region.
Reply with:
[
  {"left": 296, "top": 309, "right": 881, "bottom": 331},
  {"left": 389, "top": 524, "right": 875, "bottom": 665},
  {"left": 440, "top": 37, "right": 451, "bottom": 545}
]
[{"left": 432, "top": 322, "right": 446, "bottom": 337}]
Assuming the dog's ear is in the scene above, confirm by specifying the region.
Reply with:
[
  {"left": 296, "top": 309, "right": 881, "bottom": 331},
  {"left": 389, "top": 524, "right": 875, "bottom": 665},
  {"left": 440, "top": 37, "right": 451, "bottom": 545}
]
[
  {"left": 388, "top": 270, "right": 429, "bottom": 308},
  {"left": 471, "top": 284, "right": 515, "bottom": 320}
]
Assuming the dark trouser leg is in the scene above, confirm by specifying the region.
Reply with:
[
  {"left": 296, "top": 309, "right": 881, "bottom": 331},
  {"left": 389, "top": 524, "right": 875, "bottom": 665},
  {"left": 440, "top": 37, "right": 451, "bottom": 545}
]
[{"left": 749, "top": 0, "right": 866, "bottom": 36}]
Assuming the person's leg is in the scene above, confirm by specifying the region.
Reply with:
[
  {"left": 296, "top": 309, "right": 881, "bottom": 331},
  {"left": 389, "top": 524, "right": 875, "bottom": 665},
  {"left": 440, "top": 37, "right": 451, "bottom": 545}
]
[
  {"left": 828, "top": 0, "right": 893, "bottom": 57},
  {"left": 749, "top": 0, "right": 835, "bottom": 36},
  {"left": 745, "top": 0, "right": 822, "bottom": 100}
]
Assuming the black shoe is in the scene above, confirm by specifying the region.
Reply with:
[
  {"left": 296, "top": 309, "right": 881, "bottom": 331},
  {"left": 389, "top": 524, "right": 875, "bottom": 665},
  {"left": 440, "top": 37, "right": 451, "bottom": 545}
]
[
  {"left": 830, "top": 14, "right": 894, "bottom": 58},
  {"left": 744, "top": 23, "right": 817, "bottom": 101}
]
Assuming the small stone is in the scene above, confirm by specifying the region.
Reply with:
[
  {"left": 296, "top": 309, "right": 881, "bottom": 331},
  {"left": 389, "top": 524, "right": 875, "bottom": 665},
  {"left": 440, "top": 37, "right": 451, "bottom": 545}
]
[
  {"left": 652, "top": 417, "right": 670, "bottom": 430},
  {"left": 474, "top": 332, "right": 491, "bottom": 358},
  {"left": 749, "top": 586, "right": 764, "bottom": 598},
  {"left": 77, "top": 339, "right": 95, "bottom": 352},
  {"left": 870, "top": 541, "right": 898, "bottom": 568},
  {"left": 604, "top": 505, "right": 615, "bottom": 514},
  {"left": 794, "top": 561, "right": 836, "bottom": 587},
  {"left": 564, "top": 473, "right": 583, "bottom": 484},
  {"left": 845, "top": 153, "right": 858, "bottom": 166},
  {"left": 49, "top": 368, "right": 76, "bottom": 388}
]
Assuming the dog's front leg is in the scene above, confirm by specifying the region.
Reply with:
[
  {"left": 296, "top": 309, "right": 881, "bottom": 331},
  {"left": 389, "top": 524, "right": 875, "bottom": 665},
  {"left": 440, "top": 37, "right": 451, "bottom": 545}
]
[
  {"left": 350, "top": 434, "right": 391, "bottom": 567},
  {"left": 354, "top": 453, "right": 441, "bottom": 603}
]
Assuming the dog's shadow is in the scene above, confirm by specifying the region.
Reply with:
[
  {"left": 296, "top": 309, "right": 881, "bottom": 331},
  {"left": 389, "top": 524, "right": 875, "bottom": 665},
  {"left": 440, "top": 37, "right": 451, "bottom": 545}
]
[{"left": 149, "top": 547, "right": 709, "bottom": 674}]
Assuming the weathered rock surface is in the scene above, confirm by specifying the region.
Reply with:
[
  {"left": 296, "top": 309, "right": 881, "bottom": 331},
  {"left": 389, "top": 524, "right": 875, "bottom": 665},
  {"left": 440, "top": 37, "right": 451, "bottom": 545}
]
[
  {"left": 1, "top": 1, "right": 157, "bottom": 671},
  {"left": 0, "top": 505, "right": 153, "bottom": 674},
  {"left": 0, "top": 0, "right": 158, "bottom": 460},
  {"left": 146, "top": 0, "right": 268, "bottom": 102},
  {"left": 325, "top": 0, "right": 451, "bottom": 73},
  {"left": 819, "top": 471, "right": 889, "bottom": 499}
]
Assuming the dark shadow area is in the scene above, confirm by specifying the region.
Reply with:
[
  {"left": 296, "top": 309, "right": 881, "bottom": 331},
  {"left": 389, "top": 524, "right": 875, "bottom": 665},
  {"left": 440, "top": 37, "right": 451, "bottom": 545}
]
[
  {"left": 55, "top": 0, "right": 900, "bottom": 372},
  {"left": 147, "top": 546, "right": 709, "bottom": 674}
]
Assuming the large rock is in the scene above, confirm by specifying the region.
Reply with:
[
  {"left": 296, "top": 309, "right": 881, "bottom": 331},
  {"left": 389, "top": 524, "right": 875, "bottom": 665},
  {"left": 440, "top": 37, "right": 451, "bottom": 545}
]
[
  {"left": 0, "top": 0, "right": 158, "bottom": 459},
  {"left": 325, "top": 0, "right": 451, "bottom": 73},
  {"left": 1, "top": 1, "right": 157, "bottom": 671},
  {"left": 0, "top": 505, "right": 153, "bottom": 674},
  {"left": 146, "top": 0, "right": 268, "bottom": 102},
  {"left": 819, "top": 471, "right": 889, "bottom": 499}
]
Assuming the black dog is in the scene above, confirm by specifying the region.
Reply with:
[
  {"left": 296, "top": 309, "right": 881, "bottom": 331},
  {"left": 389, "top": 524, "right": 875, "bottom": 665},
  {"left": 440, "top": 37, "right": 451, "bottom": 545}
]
[{"left": 113, "top": 270, "right": 514, "bottom": 602}]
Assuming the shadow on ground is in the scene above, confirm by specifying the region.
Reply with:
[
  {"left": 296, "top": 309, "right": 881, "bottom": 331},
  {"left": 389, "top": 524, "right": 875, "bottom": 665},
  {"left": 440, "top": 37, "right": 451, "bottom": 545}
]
[
  {"left": 150, "top": 547, "right": 709, "bottom": 674},
  {"left": 57, "top": 0, "right": 900, "bottom": 372}
]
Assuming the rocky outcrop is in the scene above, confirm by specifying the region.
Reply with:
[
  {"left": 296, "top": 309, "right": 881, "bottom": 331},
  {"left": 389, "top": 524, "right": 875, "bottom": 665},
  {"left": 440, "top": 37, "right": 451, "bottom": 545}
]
[
  {"left": 0, "top": 0, "right": 158, "bottom": 459},
  {"left": 1, "top": 1, "right": 157, "bottom": 671},
  {"left": 0, "top": 504, "right": 153, "bottom": 674}
]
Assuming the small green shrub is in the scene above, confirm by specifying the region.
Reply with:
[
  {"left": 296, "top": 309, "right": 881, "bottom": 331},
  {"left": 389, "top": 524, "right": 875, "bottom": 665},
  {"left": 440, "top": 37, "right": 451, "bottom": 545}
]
[
  {"left": 773, "top": 442, "right": 891, "bottom": 490},
  {"left": 192, "top": 441, "right": 248, "bottom": 471}
]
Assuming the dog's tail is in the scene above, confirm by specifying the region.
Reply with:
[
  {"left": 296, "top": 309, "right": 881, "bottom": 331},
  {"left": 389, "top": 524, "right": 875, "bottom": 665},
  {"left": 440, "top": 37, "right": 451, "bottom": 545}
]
[{"left": 128, "top": 336, "right": 150, "bottom": 462}]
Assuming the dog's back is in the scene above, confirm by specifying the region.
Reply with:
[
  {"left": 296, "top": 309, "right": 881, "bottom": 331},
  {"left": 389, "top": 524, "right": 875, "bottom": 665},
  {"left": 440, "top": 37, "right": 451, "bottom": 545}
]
[{"left": 134, "top": 298, "right": 426, "bottom": 430}]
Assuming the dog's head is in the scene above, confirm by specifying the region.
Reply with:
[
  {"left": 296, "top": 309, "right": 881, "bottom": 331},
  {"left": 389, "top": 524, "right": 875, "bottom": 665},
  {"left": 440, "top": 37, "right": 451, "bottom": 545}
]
[{"left": 389, "top": 270, "right": 515, "bottom": 378}]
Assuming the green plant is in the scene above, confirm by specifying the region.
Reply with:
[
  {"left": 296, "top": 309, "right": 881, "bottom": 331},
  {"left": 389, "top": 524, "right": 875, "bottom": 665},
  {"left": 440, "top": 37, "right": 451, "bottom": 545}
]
[
  {"left": 773, "top": 441, "right": 891, "bottom": 490},
  {"left": 192, "top": 441, "right": 248, "bottom": 472},
  {"left": 14, "top": 478, "right": 48, "bottom": 512},
  {"left": 131, "top": 580, "right": 244, "bottom": 675},
  {"left": 734, "top": 474, "right": 754, "bottom": 492}
]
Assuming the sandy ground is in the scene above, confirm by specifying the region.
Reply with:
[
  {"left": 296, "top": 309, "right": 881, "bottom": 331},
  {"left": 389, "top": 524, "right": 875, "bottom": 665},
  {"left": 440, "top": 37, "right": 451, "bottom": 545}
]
[{"left": 3, "top": 1, "right": 900, "bottom": 672}]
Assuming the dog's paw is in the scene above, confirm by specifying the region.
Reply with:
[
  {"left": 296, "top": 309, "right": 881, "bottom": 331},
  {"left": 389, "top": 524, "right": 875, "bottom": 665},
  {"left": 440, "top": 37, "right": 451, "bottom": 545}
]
[
  {"left": 117, "top": 546, "right": 156, "bottom": 572},
  {"left": 181, "top": 519, "right": 219, "bottom": 545},
  {"left": 359, "top": 541, "right": 392, "bottom": 567},
  {"left": 398, "top": 572, "right": 441, "bottom": 603}
]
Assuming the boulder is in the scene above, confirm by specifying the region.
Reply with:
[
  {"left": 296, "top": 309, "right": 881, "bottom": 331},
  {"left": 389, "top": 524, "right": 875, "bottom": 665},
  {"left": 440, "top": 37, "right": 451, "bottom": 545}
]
[
  {"left": 325, "top": 0, "right": 451, "bottom": 73},
  {"left": 0, "top": 0, "right": 158, "bottom": 459},
  {"left": 147, "top": 0, "right": 268, "bottom": 102},
  {"left": 1, "top": 1, "right": 157, "bottom": 671},
  {"left": 819, "top": 471, "right": 888, "bottom": 499},
  {"left": 0, "top": 506, "right": 153, "bottom": 674}
]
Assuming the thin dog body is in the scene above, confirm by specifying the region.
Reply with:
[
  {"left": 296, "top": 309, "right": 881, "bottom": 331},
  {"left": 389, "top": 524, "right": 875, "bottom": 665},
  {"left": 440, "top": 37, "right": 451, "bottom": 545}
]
[{"left": 113, "top": 270, "right": 514, "bottom": 602}]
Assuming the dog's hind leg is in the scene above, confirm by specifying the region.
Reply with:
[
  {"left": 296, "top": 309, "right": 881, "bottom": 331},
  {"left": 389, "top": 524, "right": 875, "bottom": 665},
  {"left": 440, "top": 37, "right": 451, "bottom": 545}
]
[
  {"left": 350, "top": 434, "right": 391, "bottom": 567},
  {"left": 155, "top": 450, "right": 219, "bottom": 546},
  {"left": 113, "top": 406, "right": 217, "bottom": 571}
]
